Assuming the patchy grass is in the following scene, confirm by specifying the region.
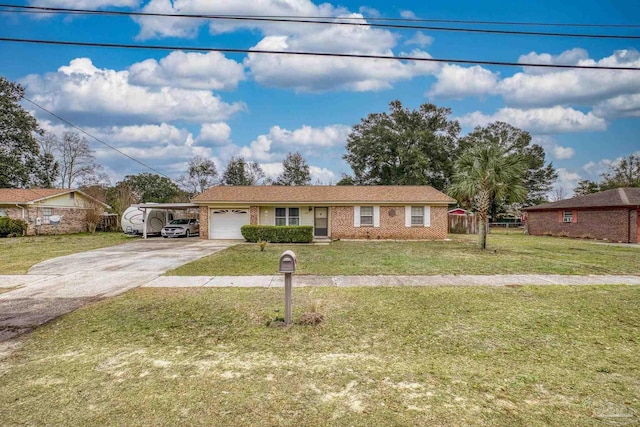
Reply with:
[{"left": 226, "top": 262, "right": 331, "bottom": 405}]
[
  {"left": 168, "top": 233, "right": 640, "bottom": 276},
  {"left": 0, "top": 233, "right": 132, "bottom": 274},
  {"left": 0, "top": 286, "right": 638, "bottom": 426}
]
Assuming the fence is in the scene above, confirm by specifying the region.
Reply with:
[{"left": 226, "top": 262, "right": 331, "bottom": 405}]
[{"left": 448, "top": 214, "right": 479, "bottom": 234}]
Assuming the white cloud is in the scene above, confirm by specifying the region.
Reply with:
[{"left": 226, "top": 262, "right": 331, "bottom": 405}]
[
  {"left": 267, "top": 124, "right": 350, "bottom": 148},
  {"left": 498, "top": 49, "right": 640, "bottom": 108},
  {"left": 128, "top": 51, "right": 245, "bottom": 91},
  {"left": 309, "top": 166, "right": 336, "bottom": 184},
  {"left": 22, "top": 58, "right": 245, "bottom": 126},
  {"left": 460, "top": 106, "right": 607, "bottom": 134},
  {"left": 593, "top": 93, "right": 640, "bottom": 118},
  {"left": 531, "top": 136, "right": 576, "bottom": 160},
  {"left": 428, "top": 64, "right": 499, "bottom": 99},
  {"left": 553, "top": 167, "right": 582, "bottom": 196},
  {"left": 29, "top": 0, "right": 139, "bottom": 8},
  {"left": 358, "top": 6, "right": 380, "bottom": 18},
  {"left": 246, "top": 34, "right": 436, "bottom": 92},
  {"left": 405, "top": 31, "right": 433, "bottom": 48},
  {"left": 400, "top": 10, "right": 418, "bottom": 19},
  {"left": 197, "top": 123, "right": 232, "bottom": 145}
]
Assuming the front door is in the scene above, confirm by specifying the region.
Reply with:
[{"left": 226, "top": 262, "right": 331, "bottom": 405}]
[{"left": 314, "top": 207, "right": 328, "bottom": 237}]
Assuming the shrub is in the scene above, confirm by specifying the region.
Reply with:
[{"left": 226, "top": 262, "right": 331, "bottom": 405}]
[
  {"left": 257, "top": 240, "right": 268, "bottom": 251},
  {"left": 449, "top": 224, "right": 467, "bottom": 234},
  {"left": 0, "top": 217, "right": 28, "bottom": 237},
  {"left": 241, "top": 225, "right": 313, "bottom": 243}
]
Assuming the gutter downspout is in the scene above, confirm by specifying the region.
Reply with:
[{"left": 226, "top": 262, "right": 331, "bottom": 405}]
[{"left": 15, "top": 204, "right": 26, "bottom": 219}]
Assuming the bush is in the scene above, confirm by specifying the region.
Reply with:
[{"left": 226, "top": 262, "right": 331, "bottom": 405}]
[
  {"left": 0, "top": 217, "right": 28, "bottom": 237},
  {"left": 449, "top": 224, "right": 467, "bottom": 234},
  {"left": 241, "top": 225, "right": 313, "bottom": 243}
]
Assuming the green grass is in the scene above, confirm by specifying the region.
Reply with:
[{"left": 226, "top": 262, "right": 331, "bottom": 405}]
[
  {"left": 168, "top": 232, "right": 640, "bottom": 276},
  {"left": 1, "top": 286, "right": 638, "bottom": 426},
  {"left": 0, "top": 233, "right": 133, "bottom": 274}
]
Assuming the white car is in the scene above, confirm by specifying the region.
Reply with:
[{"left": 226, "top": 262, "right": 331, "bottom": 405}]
[{"left": 161, "top": 219, "right": 200, "bottom": 238}]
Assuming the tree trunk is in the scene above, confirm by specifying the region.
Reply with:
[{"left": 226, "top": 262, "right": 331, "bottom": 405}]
[{"left": 476, "top": 189, "right": 490, "bottom": 250}]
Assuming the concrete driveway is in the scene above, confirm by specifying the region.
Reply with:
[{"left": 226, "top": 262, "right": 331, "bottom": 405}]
[{"left": 0, "top": 238, "right": 232, "bottom": 341}]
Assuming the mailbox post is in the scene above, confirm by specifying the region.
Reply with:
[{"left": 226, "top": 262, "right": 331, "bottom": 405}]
[{"left": 279, "top": 250, "right": 297, "bottom": 326}]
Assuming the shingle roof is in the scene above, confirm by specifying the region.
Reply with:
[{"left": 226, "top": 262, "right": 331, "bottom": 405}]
[
  {"left": 0, "top": 188, "right": 75, "bottom": 203},
  {"left": 193, "top": 185, "right": 455, "bottom": 204},
  {"left": 524, "top": 187, "right": 640, "bottom": 211}
]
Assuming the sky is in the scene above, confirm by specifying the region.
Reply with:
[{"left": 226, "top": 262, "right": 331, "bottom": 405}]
[{"left": 0, "top": 0, "right": 639, "bottom": 196}]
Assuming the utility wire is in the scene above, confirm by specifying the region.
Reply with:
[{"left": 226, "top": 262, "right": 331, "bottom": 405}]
[
  {"left": 21, "top": 95, "right": 174, "bottom": 181},
  {"left": 2, "top": 37, "right": 639, "bottom": 71},
  {"left": 1, "top": 4, "right": 639, "bottom": 40}
]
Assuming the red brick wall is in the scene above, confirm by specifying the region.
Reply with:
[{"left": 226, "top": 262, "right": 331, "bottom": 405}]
[
  {"left": 527, "top": 208, "right": 638, "bottom": 243},
  {"left": 199, "top": 207, "right": 209, "bottom": 239},
  {"left": 250, "top": 206, "right": 259, "bottom": 225},
  {"left": 330, "top": 206, "right": 448, "bottom": 240}
]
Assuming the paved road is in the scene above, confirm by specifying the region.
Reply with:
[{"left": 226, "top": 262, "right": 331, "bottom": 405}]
[{"left": 0, "top": 238, "right": 231, "bottom": 341}]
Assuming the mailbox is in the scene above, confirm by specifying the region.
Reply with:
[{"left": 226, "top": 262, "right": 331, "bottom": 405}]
[{"left": 279, "top": 250, "right": 297, "bottom": 273}]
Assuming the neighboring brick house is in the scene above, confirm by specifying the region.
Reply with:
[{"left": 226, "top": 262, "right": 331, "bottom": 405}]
[
  {"left": 524, "top": 187, "right": 640, "bottom": 243},
  {"left": 0, "top": 188, "right": 111, "bottom": 236},
  {"left": 192, "top": 186, "right": 455, "bottom": 240}
]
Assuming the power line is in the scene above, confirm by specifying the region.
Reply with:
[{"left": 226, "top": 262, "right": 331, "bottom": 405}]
[
  {"left": 1, "top": 4, "right": 639, "bottom": 40},
  {"left": 21, "top": 95, "right": 174, "bottom": 181},
  {"left": 1, "top": 37, "right": 639, "bottom": 71}
]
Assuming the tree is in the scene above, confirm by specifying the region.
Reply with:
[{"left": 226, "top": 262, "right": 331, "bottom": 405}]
[
  {"left": 120, "top": 173, "right": 182, "bottom": 202},
  {"left": 106, "top": 182, "right": 136, "bottom": 230},
  {"left": 459, "top": 122, "right": 557, "bottom": 207},
  {"left": 181, "top": 155, "right": 218, "bottom": 194},
  {"left": 344, "top": 100, "right": 461, "bottom": 189},
  {"left": 55, "top": 131, "right": 101, "bottom": 188},
  {"left": 336, "top": 175, "right": 355, "bottom": 186},
  {"left": 0, "top": 76, "right": 42, "bottom": 188},
  {"left": 600, "top": 154, "right": 640, "bottom": 189},
  {"left": 574, "top": 179, "right": 601, "bottom": 196},
  {"left": 221, "top": 156, "right": 265, "bottom": 185},
  {"left": 275, "top": 152, "right": 311, "bottom": 186},
  {"left": 449, "top": 144, "right": 527, "bottom": 250}
]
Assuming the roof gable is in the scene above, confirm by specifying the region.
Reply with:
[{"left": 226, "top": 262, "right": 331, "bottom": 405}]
[
  {"left": 0, "top": 188, "right": 111, "bottom": 208},
  {"left": 525, "top": 187, "right": 640, "bottom": 211},
  {"left": 193, "top": 185, "right": 455, "bottom": 204}
]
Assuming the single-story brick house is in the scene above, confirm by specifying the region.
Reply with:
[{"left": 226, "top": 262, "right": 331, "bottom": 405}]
[
  {"left": 524, "top": 187, "right": 640, "bottom": 243},
  {"left": 0, "top": 188, "right": 111, "bottom": 235},
  {"left": 192, "top": 186, "right": 455, "bottom": 240}
]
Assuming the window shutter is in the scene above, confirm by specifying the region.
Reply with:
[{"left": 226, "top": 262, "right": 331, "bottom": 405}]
[
  {"left": 373, "top": 206, "right": 380, "bottom": 227},
  {"left": 424, "top": 206, "right": 431, "bottom": 227},
  {"left": 572, "top": 210, "right": 578, "bottom": 223},
  {"left": 354, "top": 206, "right": 360, "bottom": 227},
  {"left": 557, "top": 210, "right": 562, "bottom": 222},
  {"left": 405, "top": 206, "right": 412, "bottom": 227}
]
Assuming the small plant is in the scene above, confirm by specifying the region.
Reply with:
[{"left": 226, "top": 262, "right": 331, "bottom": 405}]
[
  {"left": 580, "top": 233, "right": 595, "bottom": 240},
  {"left": 557, "top": 231, "right": 570, "bottom": 238},
  {"left": 298, "top": 312, "right": 324, "bottom": 326},
  {"left": 450, "top": 224, "right": 467, "bottom": 234},
  {"left": 257, "top": 240, "right": 268, "bottom": 252},
  {"left": 0, "top": 217, "right": 27, "bottom": 237}
]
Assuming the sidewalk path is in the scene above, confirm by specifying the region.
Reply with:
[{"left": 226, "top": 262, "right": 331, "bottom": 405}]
[{"left": 143, "top": 274, "right": 640, "bottom": 288}]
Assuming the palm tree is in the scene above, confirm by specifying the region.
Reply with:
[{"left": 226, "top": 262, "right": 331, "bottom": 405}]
[{"left": 449, "top": 144, "right": 527, "bottom": 250}]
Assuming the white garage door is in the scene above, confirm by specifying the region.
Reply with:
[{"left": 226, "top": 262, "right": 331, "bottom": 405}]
[{"left": 209, "top": 209, "right": 250, "bottom": 239}]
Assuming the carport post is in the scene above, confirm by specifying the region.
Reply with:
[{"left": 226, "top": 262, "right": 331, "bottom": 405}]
[{"left": 143, "top": 207, "right": 149, "bottom": 239}]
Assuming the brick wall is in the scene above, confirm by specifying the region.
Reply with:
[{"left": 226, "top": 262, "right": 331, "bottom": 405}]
[
  {"left": 250, "top": 206, "right": 259, "bottom": 225},
  {"left": 527, "top": 208, "right": 638, "bottom": 243},
  {"left": 199, "top": 207, "right": 209, "bottom": 239},
  {"left": 330, "top": 206, "right": 449, "bottom": 240},
  {"left": 22, "top": 207, "right": 88, "bottom": 235}
]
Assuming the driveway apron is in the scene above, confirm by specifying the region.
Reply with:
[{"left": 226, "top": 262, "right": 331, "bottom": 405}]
[{"left": 0, "top": 238, "right": 230, "bottom": 341}]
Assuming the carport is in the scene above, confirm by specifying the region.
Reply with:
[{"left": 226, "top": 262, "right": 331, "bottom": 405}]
[{"left": 131, "top": 203, "right": 199, "bottom": 239}]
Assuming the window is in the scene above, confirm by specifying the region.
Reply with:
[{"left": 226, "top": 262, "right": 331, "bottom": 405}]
[
  {"left": 42, "top": 207, "right": 52, "bottom": 224},
  {"left": 275, "top": 207, "right": 300, "bottom": 226},
  {"left": 562, "top": 211, "right": 573, "bottom": 223},
  {"left": 411, "top": 206, "right": 424, "bottom": 225},
  {"left": 360, "top": 206, "right": 374, "bottom": 225}
]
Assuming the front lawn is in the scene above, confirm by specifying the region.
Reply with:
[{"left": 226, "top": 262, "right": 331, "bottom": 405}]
[
  {"left": 0, "top": 233, "right": 132, "bottom": 274},
  {"left": 1, "top": 286, "right": 638, "bottom": 426},
  {"left": 167, "top": 233, "right": 640, "bottom": 276}
]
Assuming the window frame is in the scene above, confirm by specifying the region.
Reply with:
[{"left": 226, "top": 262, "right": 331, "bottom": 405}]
[
  {"left": 411, "top": 206, "right": 424, "bottom": 226},
  {"left": 275, "top": 207, "right": 301, "bottom": 226},
  {"left": 562, "top": 210, "right": 573, "bottom": 223},
  {"left": 360, "top": 206, "right": 374, "bottom": 226}
]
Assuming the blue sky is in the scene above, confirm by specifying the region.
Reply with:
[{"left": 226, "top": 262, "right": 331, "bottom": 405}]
[{"left": 1, "top": 0, "right": 639, "bottom": 194}]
